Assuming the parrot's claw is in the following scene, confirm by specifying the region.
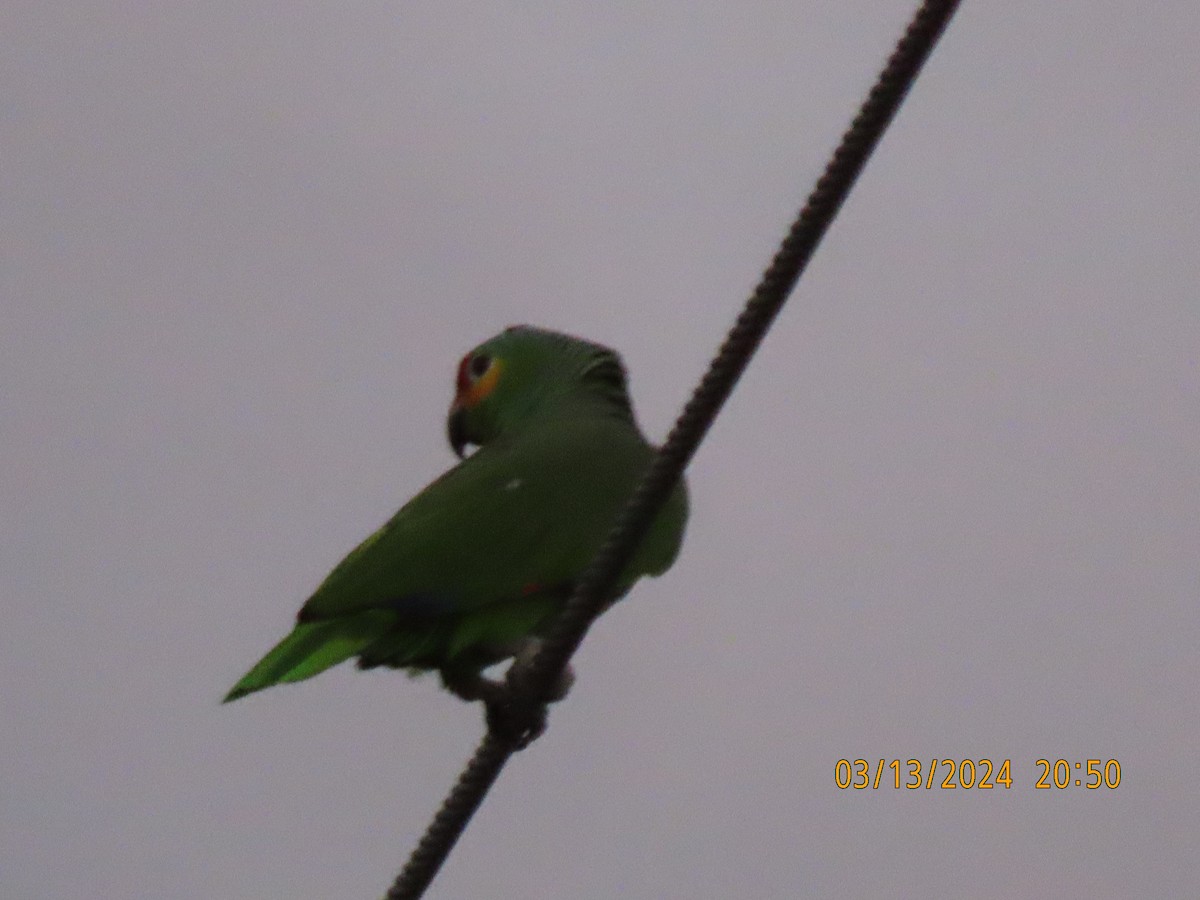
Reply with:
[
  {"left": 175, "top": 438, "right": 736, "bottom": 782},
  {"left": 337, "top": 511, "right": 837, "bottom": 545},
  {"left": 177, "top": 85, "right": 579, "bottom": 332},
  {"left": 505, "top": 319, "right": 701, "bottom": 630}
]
[
  {"left": 439, "top": 669, "right": 505, "bottom": 703},
  {"left": 483, "top": 692, "right": 547, "bottom": 749},
  {"left": 511, "top": 639, "right": 575, "bottom": 702},
  {"left": 439, "top": 647, "right": 575, "bottom": 749},
  {"left": 541, "top": 663, "right": 574, "bottom": 702},
  {"left": 439, "top": 668, "right": 546, "bottom": 749}
]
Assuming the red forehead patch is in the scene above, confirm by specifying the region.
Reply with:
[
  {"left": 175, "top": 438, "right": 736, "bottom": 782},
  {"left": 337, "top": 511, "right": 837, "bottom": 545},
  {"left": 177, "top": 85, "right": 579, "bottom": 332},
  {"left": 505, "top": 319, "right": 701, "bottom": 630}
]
[{"left": 455, "top": 354, "right": 472, "bottom": 393}]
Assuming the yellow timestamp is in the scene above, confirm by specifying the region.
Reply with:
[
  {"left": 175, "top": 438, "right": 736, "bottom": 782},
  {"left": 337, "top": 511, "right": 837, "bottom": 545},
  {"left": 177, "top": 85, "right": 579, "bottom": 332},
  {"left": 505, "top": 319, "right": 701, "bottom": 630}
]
[
  {"left": 1033, "top": 758, "right": 1122, "bottom": 789},
  {"left": 834, "top": 759, "right": 1122, "bottom": 790}
]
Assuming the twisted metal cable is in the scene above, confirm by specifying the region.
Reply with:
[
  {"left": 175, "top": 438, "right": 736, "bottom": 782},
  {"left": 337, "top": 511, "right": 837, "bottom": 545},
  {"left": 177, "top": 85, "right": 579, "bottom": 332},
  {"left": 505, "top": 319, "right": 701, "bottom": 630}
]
[
  {"left": 385, "top": 2, "right": 961, "bottom": 896},
  {"left": 382, "top": 734, "right": 509, "bottom": 900}
]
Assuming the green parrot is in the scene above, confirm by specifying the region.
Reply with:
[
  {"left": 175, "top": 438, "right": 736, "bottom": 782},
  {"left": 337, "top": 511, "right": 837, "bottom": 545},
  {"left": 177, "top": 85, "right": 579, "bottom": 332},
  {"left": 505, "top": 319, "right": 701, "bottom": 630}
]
[{"left": 223, "top": 325, "right": 688, "bottom": 706}]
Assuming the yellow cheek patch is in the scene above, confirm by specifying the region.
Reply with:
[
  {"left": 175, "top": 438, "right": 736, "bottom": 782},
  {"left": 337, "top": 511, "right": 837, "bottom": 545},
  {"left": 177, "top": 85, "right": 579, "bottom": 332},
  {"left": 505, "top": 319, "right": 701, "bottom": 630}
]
[{"left": 462, "top": 358, "right": 504, "bottom": 408}]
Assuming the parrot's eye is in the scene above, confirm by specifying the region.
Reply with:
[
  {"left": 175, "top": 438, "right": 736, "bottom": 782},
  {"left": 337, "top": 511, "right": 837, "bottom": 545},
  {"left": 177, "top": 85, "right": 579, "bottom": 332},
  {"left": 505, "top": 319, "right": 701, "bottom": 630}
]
[{"left": 469, "top": 354, "right": 492, "bottom": 380}]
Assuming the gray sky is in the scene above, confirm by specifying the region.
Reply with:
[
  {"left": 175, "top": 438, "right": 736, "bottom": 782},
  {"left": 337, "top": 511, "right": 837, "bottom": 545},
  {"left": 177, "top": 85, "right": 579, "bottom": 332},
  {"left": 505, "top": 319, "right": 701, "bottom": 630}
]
[{"left": 4, "top": 2, "right": 1198, "bottom": 898}]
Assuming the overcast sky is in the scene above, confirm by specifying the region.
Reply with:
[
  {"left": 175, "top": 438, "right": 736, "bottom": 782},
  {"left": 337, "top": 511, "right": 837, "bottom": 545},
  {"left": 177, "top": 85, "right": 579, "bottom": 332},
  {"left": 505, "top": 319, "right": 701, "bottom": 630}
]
[{"left": 4, "top": 2, "right": 1198, "bottom": 898}]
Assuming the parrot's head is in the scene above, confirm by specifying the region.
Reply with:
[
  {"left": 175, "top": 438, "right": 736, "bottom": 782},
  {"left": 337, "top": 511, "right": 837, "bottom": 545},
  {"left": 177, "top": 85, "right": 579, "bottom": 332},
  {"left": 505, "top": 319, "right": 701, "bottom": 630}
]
[{"left": 448, "top": 325, "right": 635, "bottom": 457}]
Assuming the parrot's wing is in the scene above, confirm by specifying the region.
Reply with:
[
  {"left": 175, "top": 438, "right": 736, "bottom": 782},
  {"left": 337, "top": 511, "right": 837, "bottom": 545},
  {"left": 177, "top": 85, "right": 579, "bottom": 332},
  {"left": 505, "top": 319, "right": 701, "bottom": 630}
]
[{"left": 299, "top": 415, "right": 682, "bottom": 622}]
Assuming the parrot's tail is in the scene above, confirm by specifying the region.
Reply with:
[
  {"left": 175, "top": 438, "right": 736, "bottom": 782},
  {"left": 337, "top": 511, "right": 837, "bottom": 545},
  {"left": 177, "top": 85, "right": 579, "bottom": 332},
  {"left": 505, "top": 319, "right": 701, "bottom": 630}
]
[{"left": 222, "top": 612, "right": 394, "bottom": 702}]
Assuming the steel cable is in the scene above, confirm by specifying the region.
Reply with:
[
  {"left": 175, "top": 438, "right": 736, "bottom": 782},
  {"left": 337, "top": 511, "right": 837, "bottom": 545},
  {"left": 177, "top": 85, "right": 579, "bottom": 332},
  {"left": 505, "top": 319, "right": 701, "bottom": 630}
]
[{"left": 385, "top": 2, "right": 961, "bottom": 896}]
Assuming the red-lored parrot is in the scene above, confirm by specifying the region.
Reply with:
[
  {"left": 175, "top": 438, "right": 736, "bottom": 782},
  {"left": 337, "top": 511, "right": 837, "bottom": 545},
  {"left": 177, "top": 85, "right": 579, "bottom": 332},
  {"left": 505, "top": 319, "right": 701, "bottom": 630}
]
[{"left": 223, "top": 326, "right": 687, "bottom": 704}]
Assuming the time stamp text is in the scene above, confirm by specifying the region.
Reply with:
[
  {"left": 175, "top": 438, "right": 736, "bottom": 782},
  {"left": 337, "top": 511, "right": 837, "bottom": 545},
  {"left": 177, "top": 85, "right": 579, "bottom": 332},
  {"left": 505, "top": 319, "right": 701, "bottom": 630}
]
[{"left": 834, "top": 758, "right": 1122, "bottom": 790}]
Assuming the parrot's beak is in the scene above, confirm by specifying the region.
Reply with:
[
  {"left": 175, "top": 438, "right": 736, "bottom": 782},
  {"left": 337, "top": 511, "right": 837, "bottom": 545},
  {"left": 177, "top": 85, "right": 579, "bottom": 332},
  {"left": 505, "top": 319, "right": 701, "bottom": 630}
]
[{"left": 447, "top": 405, "right": 468, "bottom": 459}]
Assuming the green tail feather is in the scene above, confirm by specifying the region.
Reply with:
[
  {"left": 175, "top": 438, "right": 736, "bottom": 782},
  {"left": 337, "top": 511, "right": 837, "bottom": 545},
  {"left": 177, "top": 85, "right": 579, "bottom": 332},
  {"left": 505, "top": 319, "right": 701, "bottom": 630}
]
[{"left": 223, "top": 612, "right": 394, "bottom": 703}]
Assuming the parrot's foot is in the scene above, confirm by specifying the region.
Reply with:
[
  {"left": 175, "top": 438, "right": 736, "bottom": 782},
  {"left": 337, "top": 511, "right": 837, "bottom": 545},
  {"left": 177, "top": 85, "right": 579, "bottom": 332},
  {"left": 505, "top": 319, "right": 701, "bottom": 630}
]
[
  {"left": 483, "top": 690, "right": 548, "bottom": 749},
  {"left": 439, "top": 668, "right": 506, "bottom": 704},
  {"left": 439, "top": 667, "right": 547, "bottom": 749},
  {"left": 438, "top": 644, "right": 574, "bottom": 749},
  {"left": 511, "top": 638, "right": 575, "bottom": 702}
]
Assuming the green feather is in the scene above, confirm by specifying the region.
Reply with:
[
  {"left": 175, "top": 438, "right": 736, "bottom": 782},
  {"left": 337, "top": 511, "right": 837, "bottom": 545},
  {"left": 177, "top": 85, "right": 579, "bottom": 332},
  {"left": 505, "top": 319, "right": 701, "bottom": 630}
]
[{"left": 223, "top": 612, "right": 395, "bottom": 702}]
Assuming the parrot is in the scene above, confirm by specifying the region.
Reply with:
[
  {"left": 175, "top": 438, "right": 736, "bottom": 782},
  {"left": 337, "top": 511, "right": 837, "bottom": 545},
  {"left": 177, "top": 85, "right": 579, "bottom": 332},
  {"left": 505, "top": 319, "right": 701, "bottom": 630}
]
[{"left": 223, "top": 325, "right": 688, "bottom": 709}]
